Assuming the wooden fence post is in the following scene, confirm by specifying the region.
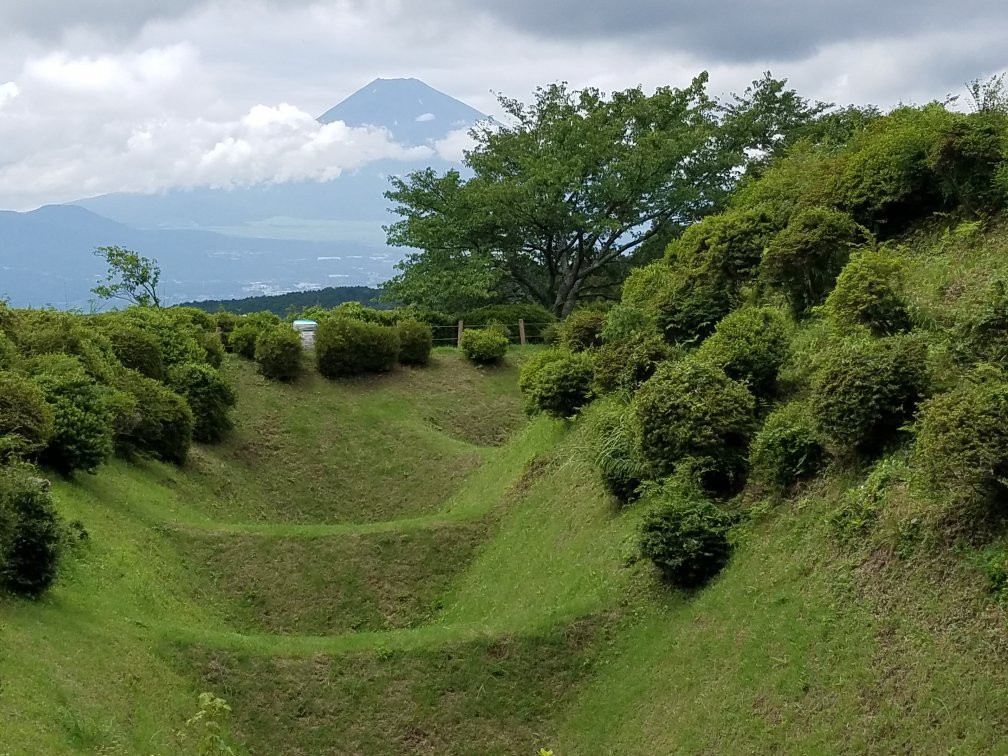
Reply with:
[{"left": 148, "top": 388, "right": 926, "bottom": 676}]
[
  {"left": 518, "top": 319, "right": 526, "bottom": 346},
  {"left": 457, "top": 320, "right": 464, "bottom": 346}
]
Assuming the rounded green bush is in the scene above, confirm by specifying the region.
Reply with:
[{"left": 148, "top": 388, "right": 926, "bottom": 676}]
[
  {"left": 518, "top": 351, "right": 594, "bottom": 418},
  {"left": 585, "top": 398, "right": 645, "bottom": 505},
  {"left": 458, "top": 328, "right": 508, "bottom": 365},
  {"left": 118, "top": 308, "right": 206, "bottom": 369},
  {"left": 639, "top": 488, "right": 735, "bottom": 588},
  {"left": 824, "top": 248, "right": 911, "bottom": 336},
  {"left": 255, "top": 325, "right": 303, "bottom": 382},
  {"left": 397, "top": 320, "right": 433, "bottom": 366},
  {"left": 633, "top": 358, "right": 755, "bottom": 494},
  {"left": 98, "top": 320, "right": 166, "bottom": 381},
  {"left": 560, "top": 309, "right": 607, "bottom": 352},
  {"left": 654, "top": 266, "right": 733, "bottom": 347},
  {"left": 14, "top": 310, "right": 119, "bottom": 385},
  {"left": 29, "top": 354, "right": 114, "bottom": 475},
  {"left": 168, "top": 363, "right": 236, "bottom": 443},
  {"left": 600, "top": 304, "right": 651, "bottom": 343},
  {"left": 0, "top": 463, "right": 64, "bottom": 598},
  {"left": 697, "top": 306, "right": 792, "bottom": 399},
  {"left": 593, "top": 334, "right": 676, "bottom": 396},
  {"left": 955, "top": 279, "right": 1008, "bottom": 369},
  {"left": 912, "top": 367, "right": 1008, "bottom": 509},
  {"left": 200, "top": 331, "right": 224, "bottom": 369},
  {"left": 316, "top": 318, "right": 401, "bottom": 377},
  {"left": 215, "top": 311, "right": 240, "bottom": 352},
  {"left": 621, "top": 262, "right": 675, "bottom": 323},
  {"left": 749, "top": 401, "right": 826, "bottom": 490},
  {"left": 541, "top": 323, "right": 561, "bottom": 346},
  {"left": 666, "top": 208, "right": 780, "bottom": 285},
  {"left": 229, "top": 323, "right": 261, "bottom": 360},
  {"left": 761, "top": 207, "right": 871, "bottom": 316},
  {"left": 115, "top": 370, "right": 194, "bottom": 464},
  {"left": 810, "top": 334, "right": 927, "bottom": 454},
  {"left": 0, "top": 332, "right": 21, "bottom": 371},
  {"left": 0, "top": 371, "right": 54, "bottom": 462}
]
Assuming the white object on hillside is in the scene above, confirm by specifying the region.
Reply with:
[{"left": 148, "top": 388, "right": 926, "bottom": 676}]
[{"left": 292, "top": 319, "right": 317, "bottom": 348}]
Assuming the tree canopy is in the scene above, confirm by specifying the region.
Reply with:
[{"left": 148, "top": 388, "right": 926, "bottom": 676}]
[
  {"left": 383, "top": 72, "right": 826, "bottom": 316},
  {"left": 91, "top": 246, "right": 162, "bottom": 308}
]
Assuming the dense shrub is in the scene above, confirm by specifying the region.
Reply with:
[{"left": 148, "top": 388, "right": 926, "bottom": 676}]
[
  {"left": 315, "top": 318, "right": 401, "bottom": 377},
  {"left": 519, "top": 350, "right": 594, "bottom": 418},
  {"left": 761, "top": 207, "right": 871, "bottom": 316},
  {"left": 166, "top": 306, "right": 217, "bottom": 334},
  {"left": 560, "top": 309, "right": 606, "bottom": 352},
  {"left": 97, "top": 321, "right": 166, "bottom": 380},
  {"left": 29, "top": 354, "right": 114, "bottom": 475},
  {"left": 458, "top": 328, "right": 508, "bottom": 365},
  {"left": 928, "top": 112, "right": 1008, "bottom": 215},
  {"left": 912, "top": 367, "right": 1008, "bottom": 510},
  {"left": 633, "top": 358, "right": 755, "bottom": 494},
  {"left": 749, "top": 401, "right": 826, "bottom": 490},
  {"left": 593, "top": 334, "right": 676, "bottom": 396},
  {"left": 463, "top": 303, "right": 556, "bottom": 341},
  {"left": 541, "top": 323, "right": 561, "bottom": 346},
  {"left": 810, "top": 334, "right": 928, "bottom": 454},
  {"left": 654, "top": 266, "right": 733, "bottom": 346},
  {"left": 200, "top": 331, "right": 224, "bottom": 369},
  {"left": 168, "top": 363, "right": 236, "bottom": 443},
  {"left": 215, "top": 311, "right": 240, "bottom": 351},
  {"left": 229, "top": 323, "right": 261, "bottom": 360},
  {"left": 638, "top": 486, "right": 735, "bottom": 588},
  {"left": 254, "top": 325, "right": 303, "bottom": 381},
  {"left": 118, "top": 308, "right": 206, "bottom": 368},
  {"left": 955, "top": 279, "right": 1008, "bottom": 369},
  {"left": 0, "top": 332, "right": 19, "bottom": 371},
  {"left": 0, "top": 463, "right": 63, "bottom": 597},
  {"left": 600, "top": 303, "right": 652, "bottom": 343},
  {"left": 585, "top": 398, "right": 645, "bottom": 504},
  {"left": 666, "top": 208, "right": 780, "bottom": 286},
  {"left": 824, "top": 248, "right": 912, "bottom": 335},
  {"left": 0, "top": 371, "right": 54, "bottom": 462},
  {"left": 697, "top": 307, "right": 792, "bottom": 399},
  {"left": 518, "top": 349, "right": 568, "bottom": 413},
  {"left": 620, "top": 262, "right": 675, "bottom": 322},
  {"left": 114, "top": 370, "right": 194, "bottom": 464},
  {"left": 397, "top": 320, "right": 433, "bottom": 366},
  {"left": 13, "top": 310, "right": 118, "bottom": 384}
]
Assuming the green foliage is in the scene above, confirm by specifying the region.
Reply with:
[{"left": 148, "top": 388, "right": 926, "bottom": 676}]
[
  {"left": 981, "top": 547, "right": 1008, "bottom": 600},
  {"left": 560, "top": 309, "right": 606, "bottom": 351},
  {"left": 761, "top": 206, "right": 871, "bottom": 316},
  {"left": 168, "top": 363, "right": 236, "bottom": 443},
  {"left": 96, "top": 319, "right": 166, "bottom": 381},
  {"left": 666, "top": 207, "right": 781, "bottom": 285},
  {"left": 228, "top": 323, "right": 260, "bottom": 361},
  {"left": 955, "top": 279, "right": 1008, "bottom": 369},
  {"left": 396, "top": 320, "right": 434, "bottom": 366},
  {"left": 315, "top": 318, "right": 401, "bottom": 377},
  {"left": 254, "top": 325, "right": 303, "bottom": 382},
  {"left": 633, "top": 358, "right": 755, "bottom": 493},
  {"left": 638, "top": 485, "right": 735, "bottom": 588},
  {"left": 29, "top": 354, "right": 114, "bottom": 475},
  {"left": 824, "top": 247, "right": 912, "bottom": 335},
  {"left": 912, "top": 367, "right": 1008, "bottom": 511},
  {"left": 600, "top": 303, "right": 651, "bottom": 343},
  {"left": 200, "top": 331, "right": 225, "bottom": 369},
  {"left": 0, "top": 371, "right": 54, "bottom": 462},
  {"left": 214, "top": 311, "right": 239, "bottom": 351},
  {"left": 0, "top": 331, "right": 19, "bottom": 371},
  {"left": 697, "top": 306, "right": 792, "bottom": 399},
  {"left": 518, "top": 350, "right": 594, "bottom": 418},
  {"left": 0, "top": 462, "right": 64, "bottom": 597},
  {"left": 114, "top": 370, "right": 194, "bottom": 464},
  {"left": 91, "top": 245, "right": 162, "bottom": 307},
  {"left": 654, "top": 265, "right": 733, "bottom": 346},
  {"left": 174, "top": 692, "right": 237, "bottom": 755},
  {"left": 463, "top": 303, "right": 556, "bottom": 341},
  {"left": 593, "top": 334, "right": 676, "bottom": 396},
  {"left": 12, "top": 310, "right": 119, "bottom": 385},
  {"left": 810, "top": 334, "right": 927, "bottom": 454},
  {"left": 620, "top": 262, "right": 675, "bottom": 324},
  {"left": 749, "top": 401, "right": 826, "bottom": 490},
  {"left": 117, "top": 308, "right": 207, "bottom": 369},
  {"left": 928, "top": 112, "right": 1008, "bottom": 215},
  {"left": 458, "top": 328, "right": 509, "bottom": 366},
  {"left": 828, "top": 456, "right": 904, "bottom": 543},
  {"left": 584, "top": 397, "right": 645, "bottom": 504}
]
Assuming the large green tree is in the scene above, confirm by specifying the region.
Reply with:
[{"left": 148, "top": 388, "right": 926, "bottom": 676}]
[{"left": 384, "top": 72, "right": 825, "bottom": 316}]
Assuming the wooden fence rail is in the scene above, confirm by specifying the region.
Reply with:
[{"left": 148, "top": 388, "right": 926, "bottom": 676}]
[{"left": 430, "top": 320, "right": 554, "bottom": 346}]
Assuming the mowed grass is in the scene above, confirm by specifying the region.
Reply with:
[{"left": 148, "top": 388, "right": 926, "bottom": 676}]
[{"left": 174, "top": 522, "right": 487, "bottom": 635}]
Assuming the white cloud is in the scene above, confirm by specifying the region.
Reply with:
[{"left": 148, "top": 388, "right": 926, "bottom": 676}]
[
  {"left": 415, "top": 112, "right": 435, "bottom": 122},
  {"left": 0, "top": 81, "right": 19, "bottom": 107},
  {"left": 433, "top": 127, "right": 477, "bottom": 162}
]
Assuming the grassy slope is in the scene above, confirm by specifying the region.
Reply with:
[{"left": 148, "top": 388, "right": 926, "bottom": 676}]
[{"left": 5, "top": 224, "right": 1008, "bottom": 754}]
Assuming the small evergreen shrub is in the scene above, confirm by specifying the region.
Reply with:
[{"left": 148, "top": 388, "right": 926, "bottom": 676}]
[
  {"left": 633, "top": 358, "right": 755, "bottom": 494},
  {"left": 828, "top": 455, "right": 904, "bottom": 543},
  {"left": 99, "top": 321, "right": 166, "bottom": 380},
  {"left": 119, "top": 308, "right": 206, "bottom": 368},
  {"left": 458, "top": 328, "right": 508, "bottom": 365},
  {"left": 541, "top": 323, "right": 561, "bottom": 346},
  {"left": 0, "top": 371, "right": 54, "bottom": 462},
  {"left": 315, "top": 318, "right": 401, "bottom": 377},
  {"left": 593, "top": 334, "right": 675, "bottom": 395},
  {"left": 928, "top": 112, "right": 1008, "bottom": 215},
  {"left": 14, "top": 311, "right": 118, "bottom": 384},
  {"left": 0, "top": 332, "right": 19, "bottom": 371},
  {"left": 560, "top": 310, "right": 606, "bottom": 352},
  {"left": 229, "top": 323, "right": 261, "bottom": 360},
  {"left": 0, "top": 463, "right": 64, "bottom": 597},
  {"left": 621, "top": 262, "right": 675, "bottom": 322},
  {"left": 824, "top": 248, "right": 911, "bottom": 335},
  {"left": 200, "top": 331, "right": 225, "bottom": 369},
  {"left": 697, "top": 306, "right": 792, "bottom": 399},
  {"left": 761, "top": 206, "right": 871, "bottom": 316},
  {"left": 955, "top": 279, "right": 1008, "bottom": 369},
  {"left": 115, "top": 370, "right": 194, "bottom": 464},
  {"left": 518, "top": 349, "right": 568, "bottom": 413},
  {"left": 810, "top": 334, "right": 927, "bottom": 454},
  {"left": 749, "top": 401, "right": 826, "bottom": 490},
  {"left": 912, "top": 367, "right": 1008, "bottom": 510},
  {"left": 168, "top": 363, "right": 236, "bottom": 443},
  {"left": 666, "top": 208, "right": 780, "bottom": 285},
  {"left": 30, "top": 354, "right": 114, "bottom": 475},
  {"left": 639, "top": 486, "right": 735, "bottom": 588},
  {"left": 585, "top": 398, "right": 646, "bottom": 505},
  {"left": 397, "top": 320, "right": 433, "bottom": 366},
  {"left": 654, "top": 266, "right": 733, "bottom": 346},
  {"left": 215, "top": 312, "right": 240, "bottom": 352},
  {"left": 254, "top": 325, "right": 302, "bottom": 382},
  {"left": 600, "top": 303, "right": 651, "bottom": 343},
  {"left": 519, "top": 351, "right": 594, "bottom": 418}
]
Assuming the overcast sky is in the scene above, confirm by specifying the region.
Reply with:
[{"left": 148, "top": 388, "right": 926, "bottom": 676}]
[{"left": 0, "top": 0, "right": 1005, "bottom": 211}]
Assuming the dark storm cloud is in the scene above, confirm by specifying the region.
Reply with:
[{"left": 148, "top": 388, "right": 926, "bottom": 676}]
[{"left": 457, "top": 0, "right": 1008, "bottom": 62}]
